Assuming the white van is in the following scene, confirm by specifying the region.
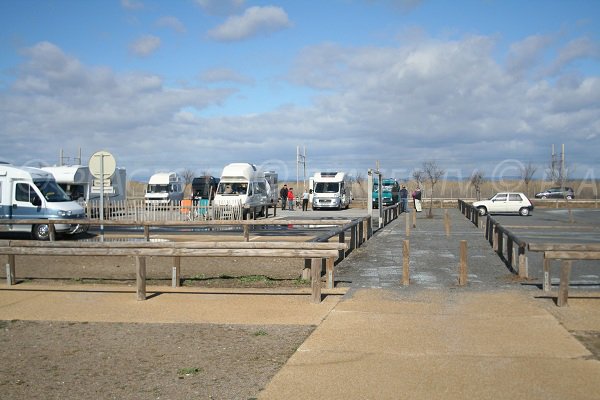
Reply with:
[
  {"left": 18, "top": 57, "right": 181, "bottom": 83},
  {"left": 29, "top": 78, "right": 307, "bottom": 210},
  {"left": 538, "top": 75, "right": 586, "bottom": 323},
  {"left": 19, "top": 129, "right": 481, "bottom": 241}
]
[
  {"left": 312, "top": 171, "right": 352, "bottom": 210},
  {"left": 0, "top": 163, "right": 88, "bottom": 240},
  {"left": 42, "top": 165, "right": 127, "bottom": 202},
  {"left": 145, "top": 172, "right": 184, "bottom": 206},
  {"left": 213, "top": 163, "right": 277, "bottom": 219}
]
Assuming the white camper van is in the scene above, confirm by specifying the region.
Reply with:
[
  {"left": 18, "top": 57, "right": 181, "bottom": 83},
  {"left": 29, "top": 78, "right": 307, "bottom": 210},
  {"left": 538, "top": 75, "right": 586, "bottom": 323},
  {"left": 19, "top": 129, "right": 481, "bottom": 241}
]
[
  {"left": 213, "top": 163, "right": 277, "bottom": 219},
  {"left": 42, "top": 165, "right": 127, "bottom": 202},
  {"left": 0, "top": 163, "right": 88, "bottom": 240},
  {"left": 312, "top": 171, "right": 352, "bottom": 210},
  {"left": 145, "top": 172, "right": 184, "bottom": 206}
]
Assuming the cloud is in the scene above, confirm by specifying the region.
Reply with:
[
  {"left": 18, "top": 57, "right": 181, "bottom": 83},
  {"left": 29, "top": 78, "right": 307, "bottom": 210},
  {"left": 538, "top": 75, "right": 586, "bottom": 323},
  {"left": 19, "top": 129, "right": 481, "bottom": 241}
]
[
  {"left": 121, "top": 0, "right": 144, "bottom": 10},
  {"left": 506, "top": 34, "right": 555, "bottom": 77},
  {"left": 199, "top": 68, "right": 254, "bottom": 84},
  {"left": 547, "top": 36, "right": 600, "bottom": 75},
  {"left": 194, "top": 0, "right": 245, "bottom": 16},
  {"left": 156, "top": 16, "right": 186, "bottom": 33},
  {"left": 208, "top": 6, "right": 292, "bottom": 42},
  {"left": 129, "top": 35, "right": 161, "bottom": 57}
]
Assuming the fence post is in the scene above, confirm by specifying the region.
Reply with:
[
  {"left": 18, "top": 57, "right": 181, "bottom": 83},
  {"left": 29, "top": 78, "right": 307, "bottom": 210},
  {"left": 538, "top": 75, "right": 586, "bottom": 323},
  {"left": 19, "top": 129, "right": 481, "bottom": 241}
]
[
  {"left": 338, "top": 230, "right": 345, "bottom": 261},
  {"left": 136, "top": 256, "right": 147, "bottom": 301},
  {"left": 326, "top": 257, "right": 334, "bottom": 289},
  {"left": 557, "top": 261, "right": 572, "bottom": 307},
  {"left": 6, "top": 255, "right": 15, "bottom": 285},
  {"left": 144, "top": 225, "right": 150, "bottom": 241},
  {"left": 402, "top": 240, "right": 410, "bottom": 286},
  {"left": 412, "top": 210, "right": 416, "bottom": 228},
  {"left": 518, "top": 245, "right": 528, "bottom": 279},
  {"left": 302, "top": 259, "right": 311, "bottom": 280},
  {"left": 350, "top": 224, "right": 357, "bottom": 252},
  {"left": 458, "top": 240, "right": 468, "bottom": 286},
  {"left": 405, "top": 211, "right": 410, "bottom": 237},
  {"left": 243, "top": 225, "right": 250, "bottom": 242},
  {"left": 49, "top": 223, "right": 56, "bottom": 242},
  {"left": 311, "top": 258, "right": 322, "bottom": 304},
  {"left": 172, "top": 257, "right": 181, "bottom": 287},
  {"left": 444, "top": 209, "right": 450, "bottom": 238},
  {"left": 542, "top": 255, "right": 551, "bottom": 291}
]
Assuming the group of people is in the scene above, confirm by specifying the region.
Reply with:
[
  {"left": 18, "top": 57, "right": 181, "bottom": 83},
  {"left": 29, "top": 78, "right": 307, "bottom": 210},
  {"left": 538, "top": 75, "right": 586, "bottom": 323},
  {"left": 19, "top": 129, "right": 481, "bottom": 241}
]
[
  {"left": 279, "top": 184, "right": 311, "bottom": 211},
  {"left": 399, "top": 185, "right": 422, "bottom": 213}
]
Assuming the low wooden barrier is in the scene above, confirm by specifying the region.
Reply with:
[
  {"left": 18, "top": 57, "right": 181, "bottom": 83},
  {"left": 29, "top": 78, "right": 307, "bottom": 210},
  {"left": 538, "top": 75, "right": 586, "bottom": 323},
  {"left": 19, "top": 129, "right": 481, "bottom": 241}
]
[
  {"left": 528, "top": 243, "right": 600, "bottom": 306},
  {"left": 1, "top": 240, "right": 347, "bottom": 304}
]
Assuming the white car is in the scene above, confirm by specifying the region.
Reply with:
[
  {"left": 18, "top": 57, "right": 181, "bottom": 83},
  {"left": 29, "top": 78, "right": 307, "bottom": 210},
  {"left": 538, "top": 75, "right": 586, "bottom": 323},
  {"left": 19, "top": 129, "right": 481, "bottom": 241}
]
[{"left": 473, "top": 192, "right": 534, "bottom": 216}]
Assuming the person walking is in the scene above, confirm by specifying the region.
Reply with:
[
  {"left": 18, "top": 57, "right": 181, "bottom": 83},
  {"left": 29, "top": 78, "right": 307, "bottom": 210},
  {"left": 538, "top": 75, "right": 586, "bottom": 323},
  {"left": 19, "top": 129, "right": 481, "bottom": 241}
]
[
  {"left": 399, "top": 185, "right": 409, "bottom": 213},
  {"left": 279, "top": 184, "right": 288, "bottom": 210},
  {"left": 287, "top": 187, "right": 295, "bottom": 210},
  {"left": 302, "top": 188, "right": 310, "bottom": 211},
  {"left": 412, "top": 187, "right": 422, "bottom": 212}
]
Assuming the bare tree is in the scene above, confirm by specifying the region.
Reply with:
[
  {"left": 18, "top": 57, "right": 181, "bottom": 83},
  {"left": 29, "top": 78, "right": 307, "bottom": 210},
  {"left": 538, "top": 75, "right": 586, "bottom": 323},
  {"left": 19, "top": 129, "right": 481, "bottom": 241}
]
[
  {"left": 470, "top": 170, "right": 485, "bottom": 201},
  {"left": 181, "top": 168, "right": 196, "bottom": 197},
  {"left": 520, "top": 161, "right": 537, "bottom": 196},
  {"left": 422, "top": 161, "right": 445, "bottom": 218},
  {"left": 354, "top": 171, "right": 365, "bottom": 197},
  {"left": 412, "top": 169, "right": 425, "bottom": 189}
]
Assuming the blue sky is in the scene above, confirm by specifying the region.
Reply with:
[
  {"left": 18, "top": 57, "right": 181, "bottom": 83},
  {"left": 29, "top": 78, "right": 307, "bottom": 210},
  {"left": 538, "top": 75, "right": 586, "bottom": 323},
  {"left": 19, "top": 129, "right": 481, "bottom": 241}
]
[{"left": 1, "top": 0, "right": 599, "bottom": 184}]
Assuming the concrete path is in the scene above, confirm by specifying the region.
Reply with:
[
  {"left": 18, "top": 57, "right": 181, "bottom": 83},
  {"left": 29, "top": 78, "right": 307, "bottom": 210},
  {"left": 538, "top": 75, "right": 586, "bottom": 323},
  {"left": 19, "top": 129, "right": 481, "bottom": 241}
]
[{"left": 259, "top": 209, "right": 600, "bottom": 399}]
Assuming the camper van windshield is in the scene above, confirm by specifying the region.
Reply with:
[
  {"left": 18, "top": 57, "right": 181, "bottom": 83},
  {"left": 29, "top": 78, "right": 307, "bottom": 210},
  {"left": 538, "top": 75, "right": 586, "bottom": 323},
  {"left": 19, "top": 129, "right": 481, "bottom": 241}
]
[
  {"left": 315, "top": 182, "right": 340, "bottom": 193},
  {"left": 148, "top": 184, "right": 168, "bottom": 193},
  {"left": 34, "top": 180, "right": 71, "bottom": 202},
  {"left": 217, "top": 182, "right": 247, "bottom": 195}
]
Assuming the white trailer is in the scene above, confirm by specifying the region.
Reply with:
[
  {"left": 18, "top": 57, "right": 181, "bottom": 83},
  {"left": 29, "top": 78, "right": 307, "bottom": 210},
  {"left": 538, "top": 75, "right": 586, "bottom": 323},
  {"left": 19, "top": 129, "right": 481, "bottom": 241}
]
[
  {"left": 213, "top": 163, "right": 277, "bottom": 219},
  {"left": 42, "top": 165, "right": 127, "bottom": 202},
  {"left": 145, "top": 172, "right": 184, "bottom": 206},
  {"left": 0, "top": 163, "right": 88, "bottom": 240},
  {"left": 311, "top": 171, "right": 352, "bottom": 210}
]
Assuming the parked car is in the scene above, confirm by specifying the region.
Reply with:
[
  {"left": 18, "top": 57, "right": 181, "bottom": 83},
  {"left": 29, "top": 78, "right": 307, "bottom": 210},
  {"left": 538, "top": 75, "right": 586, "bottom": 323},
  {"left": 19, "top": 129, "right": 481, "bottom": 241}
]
[
  {"left": 535, "top": 187, "right": 574, "bottom": 200},
  {"left": 473, "top": 192, "right": 534, "bottom": 216}
]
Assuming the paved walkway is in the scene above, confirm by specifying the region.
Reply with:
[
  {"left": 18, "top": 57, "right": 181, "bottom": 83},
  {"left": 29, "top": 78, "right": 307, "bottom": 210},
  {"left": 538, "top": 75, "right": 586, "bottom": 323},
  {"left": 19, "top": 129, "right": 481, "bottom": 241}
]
[{"left": 258, "top": 209, "right": 600, "bottom": 399}]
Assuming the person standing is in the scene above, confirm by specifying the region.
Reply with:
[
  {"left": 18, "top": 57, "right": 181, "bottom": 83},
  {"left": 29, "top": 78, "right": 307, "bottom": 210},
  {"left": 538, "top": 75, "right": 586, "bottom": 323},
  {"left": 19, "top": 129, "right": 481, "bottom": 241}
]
[
  {"left": 287, "top": 187, "right": 295, "bottom": 210},
  {"left": 302, "top": 188, "right": 310, "bottom": 211},
  {"left": 279, "top": 184, "right": 288, "bottom": 210},
  {"left": 399, "top": 185, "right": 409, "bottom": 213},
  {"left": 412, "top": 187, "right": 422, "bottom": 212}
]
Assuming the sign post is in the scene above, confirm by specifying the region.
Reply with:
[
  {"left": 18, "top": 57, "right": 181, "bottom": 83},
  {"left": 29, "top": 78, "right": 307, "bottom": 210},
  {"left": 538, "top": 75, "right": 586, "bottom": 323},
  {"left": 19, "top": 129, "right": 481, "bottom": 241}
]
[{"left": 89, "top": 151, "right": 116, "bottom": 241}]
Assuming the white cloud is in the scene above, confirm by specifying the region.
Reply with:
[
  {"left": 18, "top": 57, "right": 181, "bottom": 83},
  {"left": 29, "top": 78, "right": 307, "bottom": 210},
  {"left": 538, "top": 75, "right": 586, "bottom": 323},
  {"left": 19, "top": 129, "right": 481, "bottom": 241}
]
[
  {"left": 129, "top": 35, "right": 161, "bottom": 57},
  {"left": 121, "top": 0, "right": 144, "bottom": 10},
  {"left": 208, "top": 6, "right": 292, "bottom": 42},
  {"left": 547, "top": 37, "right": 600, "bottom": 75},
  {"left": 506, "top": 34, "right": 555, "bottom": 77},
  {"left": 156, "top": 16, "right": 186, "bottom": 33},
  {"left": 194, "top": 0, "right": 245, "bottom": 16},
  {"left": 199, "top": 68, "right": 254, "bottom": 84}
]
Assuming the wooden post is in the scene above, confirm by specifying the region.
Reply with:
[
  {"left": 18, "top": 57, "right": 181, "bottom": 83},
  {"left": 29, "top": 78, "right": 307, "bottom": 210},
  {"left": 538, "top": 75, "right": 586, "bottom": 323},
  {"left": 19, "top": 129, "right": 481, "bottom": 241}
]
[
  {"left": 506, "top": 237, "right": 514, "bottom": 269},
  {"left": 49, "top": 223, "right": 56, "bottom": 242},
  {"left": 302, "top": 259, "right": 311, "bottom": 280},
  {"left": 172, "top": 256, "right": 181, "bottom": 287},
  {"left": 311, "top": 258, "right": 322, "bottom": 303},
  {"left": 557, "top": 261, "right": 572, "bottom": 307},
  {"left": 350, "top": 225, "right": 357, "bottom": 252},
  {"left": 358, "top": 220, "right": 364, "bottom": 246},
  {"left": 405, "top": 211, "right": 410, "bottom": 237},
  {"left": 543, "top": 256, "right": 551, "bottom": 291},
  {"left": 444, "top": 209, "right": 450, "bottom": 238},
  {"left": 402, "top": 240, "right": 410, "bottom": 286},
  {"left": 326, "top": 257, "right": 334, "bottom": 289},
  {"left": 458, "top": 240, "right": 468, "bottom": 286},
  {"left": 6, "top": 254, "right": 15, "bottom": 285},
  {"left": 338, "top": 231, "right": 345, "bottom": 261},
  {"left": 412, "top": 209, "right": 416, "bottom": 228},
  {"left": 144, "top": 225, "right": 150, "bottom": 241},
  {"left": 518, "top": 246, "right": 528, "bottom": 279},
  {"left": 243, "top": 225, "right": 250, "bottom": 242},
  {"left": 136, "top": 256, "right": 147, "bottom": 301}
]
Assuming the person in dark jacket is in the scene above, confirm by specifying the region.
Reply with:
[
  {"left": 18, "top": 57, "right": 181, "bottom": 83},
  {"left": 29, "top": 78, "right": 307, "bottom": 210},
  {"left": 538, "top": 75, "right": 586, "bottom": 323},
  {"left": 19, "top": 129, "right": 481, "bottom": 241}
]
[
  {"left": 279, "top": 185, "right": 288, "bottom": 210},
  {"left": 399, "top": 185, "right": 409, "bottom": 213}
]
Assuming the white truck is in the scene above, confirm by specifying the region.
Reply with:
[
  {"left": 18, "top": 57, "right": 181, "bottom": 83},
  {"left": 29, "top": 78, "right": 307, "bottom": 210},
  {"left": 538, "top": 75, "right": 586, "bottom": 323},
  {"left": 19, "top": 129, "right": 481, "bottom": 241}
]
[
  {"left": 312, "top": 171, "right": 352, "bottom": 210},
  {"left": 144, "top": 172, "right": 184, "bottom": 206},
  {"left": 0, "top": 163, "right": 88, "bottom": 240},
  {"left": 42, "top": 165, "right": 127, "bottom": 202},
  {"left": 213, "top": 163, "right": 277, "bottom": 219}
]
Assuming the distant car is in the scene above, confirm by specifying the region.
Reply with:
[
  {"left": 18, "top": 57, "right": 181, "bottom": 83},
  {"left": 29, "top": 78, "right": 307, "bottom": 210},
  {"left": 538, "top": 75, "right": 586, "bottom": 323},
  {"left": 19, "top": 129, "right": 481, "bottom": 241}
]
[
  {"left": 535, "top": 187, "right": 574, "bottom": 200},
  {"left": 473, "top": 192, "right": 534, "bottom": 216}
]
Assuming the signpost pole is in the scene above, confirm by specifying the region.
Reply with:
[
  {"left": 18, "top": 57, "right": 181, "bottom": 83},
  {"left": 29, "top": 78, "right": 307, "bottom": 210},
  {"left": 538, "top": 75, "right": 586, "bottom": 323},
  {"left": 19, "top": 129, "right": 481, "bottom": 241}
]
[{"left": 99, "top": 154, "right": 105, "bottom": 242}]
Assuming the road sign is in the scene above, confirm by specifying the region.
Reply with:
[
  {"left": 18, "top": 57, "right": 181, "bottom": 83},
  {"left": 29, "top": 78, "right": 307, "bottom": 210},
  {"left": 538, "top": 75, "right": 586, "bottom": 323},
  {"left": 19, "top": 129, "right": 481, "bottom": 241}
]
[{"left": 89, "top": 151, "right": 116, "bottom": 179}]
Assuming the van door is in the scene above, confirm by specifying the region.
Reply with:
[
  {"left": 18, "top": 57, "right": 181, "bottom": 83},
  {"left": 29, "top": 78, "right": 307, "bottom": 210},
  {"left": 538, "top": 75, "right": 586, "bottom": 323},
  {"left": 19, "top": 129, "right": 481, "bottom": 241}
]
[{"left": 11, "top": 182, "right": 46, "bottom": 219}]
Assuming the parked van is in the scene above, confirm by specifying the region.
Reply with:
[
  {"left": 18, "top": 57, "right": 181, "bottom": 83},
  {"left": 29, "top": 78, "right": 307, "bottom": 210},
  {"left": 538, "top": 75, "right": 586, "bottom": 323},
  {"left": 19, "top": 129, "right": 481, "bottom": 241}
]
[
  {"left": 145, "top": 172, "right": 184, "bottom": 206},
  {"left": 42, "top": 165, "right": 127, "bottom": 202},
  {"left": 0, "top": 163, "right": 88, "bottom": 240},
  {"left": 312, "top": 171, "right": 352, "bottom": 210},
  {"left": 213, "top": 163, "right": 277, "bottom": 219},
  {"left": 372, "top": 178, "right": 400, "bottom": 208}
]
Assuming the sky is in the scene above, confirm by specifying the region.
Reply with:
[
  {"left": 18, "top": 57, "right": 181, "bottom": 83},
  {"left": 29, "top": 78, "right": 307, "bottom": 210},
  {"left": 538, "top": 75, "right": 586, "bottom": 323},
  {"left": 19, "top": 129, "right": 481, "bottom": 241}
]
[{"left": 1, "top": 0, "right": 599, "bottom": 183}]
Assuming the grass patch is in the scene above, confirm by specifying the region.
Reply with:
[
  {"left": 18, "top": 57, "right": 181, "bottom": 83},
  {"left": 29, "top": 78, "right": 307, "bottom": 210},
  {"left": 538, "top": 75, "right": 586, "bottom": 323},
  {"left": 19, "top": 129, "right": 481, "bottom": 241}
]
[
  {"left": 253, "top": 329, "right": 268, "bottom": 337},
  {"left": 238, "top": 275, "right": 271, "bottom": 283},
  {"left": 177, "top": 367, "right": 202, "bottom": 376},
  {"left": 293, "top": 278, "right": 310, "bottom": 286}
]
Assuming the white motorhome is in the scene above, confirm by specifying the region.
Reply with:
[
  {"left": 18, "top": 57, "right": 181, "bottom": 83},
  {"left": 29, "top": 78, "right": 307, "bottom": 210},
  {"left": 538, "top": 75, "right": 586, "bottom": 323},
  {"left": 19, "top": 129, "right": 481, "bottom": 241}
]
[
  {"left": 0, "top": 163, "right": 88, "bottom": 240},
  {"left": 311, "top": 171, "right": 352, "bottom": 210},
  {"left": 144, "top": 172, "right": 184, "bottom": 206},
  {"left": 213, "top": 163, "right": 277, "bottom": 219},
  {"left": 42, "top": 165, "right": 127, "bottom": 202}
]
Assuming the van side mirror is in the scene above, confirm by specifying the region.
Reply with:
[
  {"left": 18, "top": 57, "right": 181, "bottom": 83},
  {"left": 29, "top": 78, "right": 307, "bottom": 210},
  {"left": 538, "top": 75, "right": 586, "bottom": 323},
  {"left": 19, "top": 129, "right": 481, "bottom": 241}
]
[{"left": 31, "top": 195, "right": 42, "bottom": 207}]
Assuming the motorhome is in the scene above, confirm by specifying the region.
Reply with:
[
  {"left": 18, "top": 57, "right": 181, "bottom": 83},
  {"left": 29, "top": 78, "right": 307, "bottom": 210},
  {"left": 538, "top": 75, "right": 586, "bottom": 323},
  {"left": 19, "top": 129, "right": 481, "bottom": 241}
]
[
  {"left": 191, "top": 176, "right": 220, "bottom": 202},
  {"left": 0, "top": 163, "right": 88, "bottom": 240},
  {"left": 312, "top": 171, "right": 352, "bottom": 210},
  {"left": 372, "top": 178, "right": 400, "bottom": 208},
  {"left": 144, "top": 172, "right": 184, "bottom": 206},
  {"left": 213, "top": 163, "right": 277, "bottom": 219},
  {"left": 42, "top": 165, "right": 127, "bottom": 202}
]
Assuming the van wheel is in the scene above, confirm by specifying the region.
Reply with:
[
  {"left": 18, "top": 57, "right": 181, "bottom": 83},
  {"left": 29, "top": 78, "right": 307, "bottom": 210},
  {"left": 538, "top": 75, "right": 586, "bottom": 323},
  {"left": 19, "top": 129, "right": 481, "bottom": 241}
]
[
  {"left": 32, "top": 224, "right": 50, "bottom": 241},
  {"left": 566, "top": 195, "right": 573, "bottom": 200}
]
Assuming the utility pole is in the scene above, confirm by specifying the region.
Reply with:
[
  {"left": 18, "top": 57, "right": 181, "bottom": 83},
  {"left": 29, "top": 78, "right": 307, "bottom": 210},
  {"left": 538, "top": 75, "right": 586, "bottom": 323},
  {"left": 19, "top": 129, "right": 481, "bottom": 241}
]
[{"left": 297, "top": 145, "right": 307, "bottom": 190}]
